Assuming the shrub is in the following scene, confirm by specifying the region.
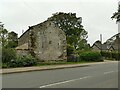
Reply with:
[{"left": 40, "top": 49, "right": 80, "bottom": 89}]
[
  {"left": 67, "top": 44, "right": 75, "bottom": 56},
  {"left": 79, "top": 51, "right": 103, "bottom": 62},
  {"left": 101, "top": 51, "right": 112, "bottom": 59},
  {"left": 112, "top": 52, "right": 120, "bottom": 60},
  {"left": 22, "top": 55, "right": 37, "bottom": 66},
  {"left": 3, "top": 54, "right": 37, "bottom": 68},
  {"left": 2, "top": 63, "right": 9, "bottom": 68},
  {"left": 2, "top": 48, "right": 16, "bottom": 63},
  {"left": 67, "top": 54, "right": 78, "bottom": 62},
  {"left": 101, "top": 51, "right": 120, "bottom": 60}
]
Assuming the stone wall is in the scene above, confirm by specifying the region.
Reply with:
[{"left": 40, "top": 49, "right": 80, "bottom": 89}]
[
  {"left": 16, "top": 50, "right": 30, "bottom": 56},
  {"left": 17, "top": 20, "right": 67, "bottom": 61},
  {"left": 30, "top": 21, "right": 67, "bottom": 61},
  {"left": 18, "top": 30, "right": 30, "bottom": 46}
]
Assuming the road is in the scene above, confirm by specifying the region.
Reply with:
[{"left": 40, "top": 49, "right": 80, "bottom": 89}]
[{"left": 2, "top": 61, "right": 118, "bottom": 88}]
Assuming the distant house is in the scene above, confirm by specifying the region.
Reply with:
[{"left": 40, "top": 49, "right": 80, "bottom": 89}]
[
  {"left": 91, "top": 43, "right": 101, "bottom": 52},
  {"left": 16, "top": 20, "right": 67, "bottom": 61},
  {"left": 91, "top": 43, "right": 108, "bottom": 52},
  {"left": 109, "top": 45, "right": 120, "bottom": 52},
  {"left": 92, "top": 33, "right": 120, "bottom": 52}
]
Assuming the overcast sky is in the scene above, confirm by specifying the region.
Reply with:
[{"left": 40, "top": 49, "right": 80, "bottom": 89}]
[{"left": 0, "top": 0, "right": 119, "bottom": 45}]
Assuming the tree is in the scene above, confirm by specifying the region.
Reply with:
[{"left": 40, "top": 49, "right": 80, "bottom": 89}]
[
  {"left": 0, "top": 22, "right": 18, "bottom": 48},
  {"left": 48, "top": 12, "right": 88, "bottom": 51},
  {"left": 77, "top": 39, "right": 90, "bottom": 51},
  {"left": 111, "top": 4, "right": 120, "bottom": 22},
  {"left": 6, "top": 31, "right": 18, "bottom": 48},
  {"left": 67, "top": 44, "right": 75, "bottom": 56},
  {"left": 0, "top": 22, "right": 8, "bottom": 47}
]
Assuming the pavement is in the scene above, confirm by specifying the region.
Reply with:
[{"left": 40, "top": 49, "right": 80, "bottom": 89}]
[{"left": 1, "top": 60, "right": 117, "bottom": 74}]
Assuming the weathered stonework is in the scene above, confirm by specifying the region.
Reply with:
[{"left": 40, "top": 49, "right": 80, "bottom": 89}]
[{"left": 16, "top": 20, "right": 67, "bottom": 62}]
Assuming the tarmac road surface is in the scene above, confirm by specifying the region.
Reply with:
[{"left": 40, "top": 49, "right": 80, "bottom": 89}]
[{"left": 2, "top": 61, "right": 118, "bottom": 88}]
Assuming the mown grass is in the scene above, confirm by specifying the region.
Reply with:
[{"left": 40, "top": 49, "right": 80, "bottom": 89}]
[
  {"left": 2, "top": 61, "right": 103, "bottom": 68},
  {"left": 36, "top": 61, "right": 95, "bottom": 66}
]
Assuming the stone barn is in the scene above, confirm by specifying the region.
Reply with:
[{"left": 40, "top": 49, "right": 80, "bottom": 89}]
[{"left": 16, "top": 20, "right": 67, "bottom": 61}]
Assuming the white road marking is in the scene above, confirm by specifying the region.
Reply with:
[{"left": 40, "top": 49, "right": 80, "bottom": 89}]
[
  {"left": 39, "top": 70, "right": 118, "bottom": 88},
  {"left": 104, "top": 71, "right": 114, "bottom": 74},
  {"left": 39, "top": 76, "right": 92, "bottom": 88}
]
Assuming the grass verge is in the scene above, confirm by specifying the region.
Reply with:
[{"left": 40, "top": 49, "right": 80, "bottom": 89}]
[{"left": 36, "top": 61, "right": 98, "bottom": 66}]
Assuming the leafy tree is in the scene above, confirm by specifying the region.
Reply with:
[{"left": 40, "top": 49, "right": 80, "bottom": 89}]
[
  {"left": 67, "top": 44, "right": 75, "bottom": 56},
  {"left": 77, "top": 39, "right": 90, "bottom": 51},
  {"left": 6, "top": 31, "right": 18, "bottom": 48},
  {"left": 48, "top": 12, "right": 88, "bottom": 51},
  {"left": 111, "top": 4, "right": 120, "bottom": 22},
  {"left": 0, "top": 22, "right": 18, "bottom": 48},
  {"left": 0, "top": 22, "right": 8, "bottom": 47},
  {"left": 2, "top": 47, "right": 16, "bottom": 63}
]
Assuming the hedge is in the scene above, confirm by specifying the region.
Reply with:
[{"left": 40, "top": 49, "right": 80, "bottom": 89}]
[
  {"left": 67, "top": 54, "right": 78, "bottom": 62},
  {"left": 78, "top": 51, "right": 103, "bottom": 62},
  {"left": 2, "top": 48, "right": 16, "bottom": 63},
  {"left": 67, "top": 51, "right": 103, "bottom": 62},
  {"left": 2, "top": 54, "right": 37, "bottom": 68},
  {"left": 101, "top": 51, "right": 120, "bottom": 60},
  {"left": 8, "top": 55, "right": 37, "bottom": 68}
]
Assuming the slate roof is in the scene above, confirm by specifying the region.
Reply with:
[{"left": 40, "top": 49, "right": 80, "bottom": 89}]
[
  {"left": 92, "top": 43, "right": 108, "bottom": 50},
  {"left": 112, "top": 45, "right": 120, "bottom": 51},
  {"left": 92, "top": 43, "right": 120, "bottom": 51}
]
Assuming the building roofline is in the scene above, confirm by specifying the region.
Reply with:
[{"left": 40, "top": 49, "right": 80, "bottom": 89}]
[
  {"left": 18, "top": 19, "right": 52, "bottom": 39},
  {"left": 91, "top": 43, "right": 101, "bottom": 49}
]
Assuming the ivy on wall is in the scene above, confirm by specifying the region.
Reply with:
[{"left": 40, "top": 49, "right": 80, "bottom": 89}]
[{"left": 29, "top": 29, "right": 36, "bottom": 57}]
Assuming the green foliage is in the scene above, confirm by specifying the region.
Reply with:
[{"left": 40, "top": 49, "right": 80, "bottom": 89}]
[
  {"left": 6, "top": 41, "right": 18, "bottom": 48},
  {"left": 67, "top": 54, "right": 78, "bottom": 62},
  {"left": 0, "top": 23, "right": 18, "bottom": 48},
  {"left": 1, "top": 22, "right": 37, "bottom": 68},
  {"left": 79, "top": 51, "right": 103, "bottom": 62},
  {"left": 77, "top": 39, "right": 90, "bottom": 51},
  {"left": 0, "top": 27, "right": 8, "bottom": 47},
  {"left": 7, "top": 31, "right": 18, "bottom": 48},
  {"left": 67, "top": 44, "right": 75, "bottom": 56},
  {"left": 2, "top": 48, "right": 16, "bottom": 63},
  {"left": 2, "top": 63, "right": 9, "bottom": 68},
  {"left": 101, "top": 51, "right": 120, "bottom": 60},
  {"left": 111, "top": 4, "right": 120, "bottom": 22},
  {"left": 29, "top": 30, "right": 36, "bottom": 57},
  {"left": 2, "top": 54, "right": 37, "bottom": 68},
  {"left": 100, "top": 51, "right": 111, "bottom": 59},
  {"left": 37, "top": 61, "right": 66, "bottom": 66},
  {"left": 49, "top": 12, "right": 88, "bottom": 50}
]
